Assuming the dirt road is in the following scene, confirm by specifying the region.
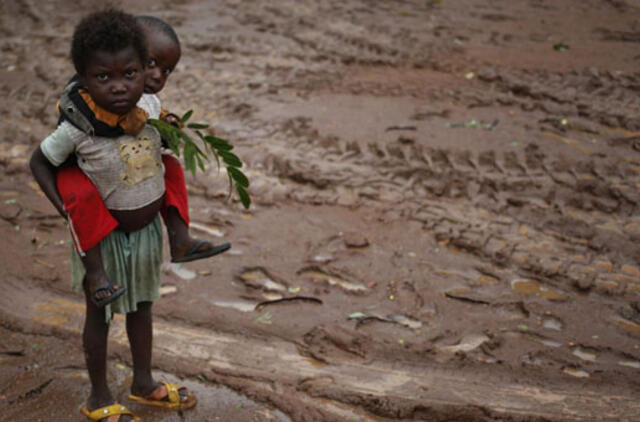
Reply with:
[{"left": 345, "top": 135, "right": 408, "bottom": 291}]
[{"left": 1, "top": 0, "right": 640, "bottom": 420}]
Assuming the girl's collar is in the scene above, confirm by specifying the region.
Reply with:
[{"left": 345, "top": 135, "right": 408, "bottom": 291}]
[{"left": 78, "top": 88, "right": 148, "bottom": 136}]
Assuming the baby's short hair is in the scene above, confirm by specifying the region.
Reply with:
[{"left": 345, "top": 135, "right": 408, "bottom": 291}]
[
  {"left": 71, "top": 8, "right": 147, "bottom": 76},
  {"left": 137, "top": 15, "right": 181, "bottom": 49}
]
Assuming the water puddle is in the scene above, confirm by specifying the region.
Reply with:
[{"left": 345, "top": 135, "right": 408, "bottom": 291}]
[
  {"left": 439, "top": 334, "right": 489, "bottom": 353},
  {"left": 238, "top": 268, "right": 287, "bottom": 292},
  {"left": 211, "top": 300, "right": 256, "bottom": 312},
  {"left": 542, "top": 316, "right": 564, "bottom": 331},
  {"left": 571, "top": 346, "right": 598, "bottom": 362},
  {"left": 300, "top": 270, "right": 368, "bottom": 293},
  {"left": 563, "top": 367, "right": 590, "bottom": 378},
  {"left": 511, "top": 279, "right": 569, "bottom": 301}
]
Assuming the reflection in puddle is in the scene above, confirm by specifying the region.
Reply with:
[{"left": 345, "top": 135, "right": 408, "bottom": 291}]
[
  {"left": 563, "top": 367, "right": 590, "bottom": 378},
  {"left": 163, "top": 262, "right": 196, "bottom": 280},
  {"left": 511, "top": 279, "right": 569, "bottom": 301},
  {"left": 211, "top": 300, "right": 256, "bottom": 312},
  {"left": 618, "top": 360, "right": 640, "bottom": 369},
  {"left": 301, "top": 271, "right": 367, "bottom": 292},
  {"left": 239, "top": 269, "right": 287, "bottom": 292},
  {"left": 539, "top": 338, "right": 562, "bottom": 348},
  {"left": 159, "top": 285, "right": 178, "bottom": 296},
  {"left": 387, "top": 314, "right": 422, "bottom": 329},
  {"left": 508, "top": 330, "right": 562, "bottom": 348},
  {"left": 542, "top": 316, "right": 563, "bottom": 331},
  {"left": 615, "top": 318, "right": 640, "bottom": 335},
  {"left": 439, "top": 334, "right": 489, "bottom": 353},
  {"left": 571, "top": 346, "right": 597, "bottom": 362},
  {"left": 476, "top": 274, "right": 499, "bottom": 285},
  {"left": 189, "top": 222, "right": 224, "bottom": 237},
  {"left": 313, "top": 253, "right": 333, "bottom": 263}
]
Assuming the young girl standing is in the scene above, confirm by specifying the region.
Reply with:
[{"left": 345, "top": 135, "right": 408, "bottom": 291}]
[
  {"left": 55, "top": 15, "right": 229, "bottom": 309},
  {"left": 30, "top": 9, "right": 196, "bottom": 421}
]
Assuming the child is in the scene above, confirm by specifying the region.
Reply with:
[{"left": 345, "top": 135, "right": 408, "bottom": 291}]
[
  {"left": 55, "top": 15, "right": 229, "bottom": 308},
  {"left": 30, "top": 9, "right": 196, "bottom": 421}
]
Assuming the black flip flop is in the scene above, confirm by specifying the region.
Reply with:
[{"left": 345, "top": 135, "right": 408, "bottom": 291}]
[
  {"left": 171, "top": 241, "right": 231, "bottom": 263},
  {"left": 92, "top": 279, "right": 126, "bottom": 308}
]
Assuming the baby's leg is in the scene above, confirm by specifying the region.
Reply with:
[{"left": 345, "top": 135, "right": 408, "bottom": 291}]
[
  {"left": 57, "top": 166, "right": 122, "bottom": 305},
  {"left": 161, "top": 154, "right": 230, "bottom": 262}
]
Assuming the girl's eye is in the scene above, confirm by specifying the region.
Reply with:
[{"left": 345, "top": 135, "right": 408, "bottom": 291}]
[
  {"left": 125, "top": 69, "right": 137, "bottom": 78},
  {"left": 148, "top": 58, "right": 157, "bottom": 67},
  {"left": 97, "top": 74, "right": 108, "bottom": 82},
  {"left": 163, "top": 68, "right": 172, "bottom": 76}
]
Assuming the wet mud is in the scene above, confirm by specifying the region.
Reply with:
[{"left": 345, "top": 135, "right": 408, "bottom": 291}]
[{"left": 2, "top": 0, "right": 640, "bottom": 421}]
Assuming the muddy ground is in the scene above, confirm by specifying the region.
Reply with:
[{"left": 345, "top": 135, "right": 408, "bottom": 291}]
[{"left": 2, "top": 0, "right": 640, "bottom": 420}]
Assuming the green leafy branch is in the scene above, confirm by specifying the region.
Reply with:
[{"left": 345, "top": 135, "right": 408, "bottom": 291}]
[{"left": 149, "top": 110, "right": 251, "bottom": 209}]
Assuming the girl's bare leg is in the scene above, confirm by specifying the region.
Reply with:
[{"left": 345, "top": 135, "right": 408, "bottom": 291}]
[
  {"left": 127, "top": 301, "right": 189, "bottom": 401},
  {"left": 82, "top": 281, "right": 133, "bottom": 421},
  {"left": 126, "top": 301, "right": 157, "bottom": 396}
]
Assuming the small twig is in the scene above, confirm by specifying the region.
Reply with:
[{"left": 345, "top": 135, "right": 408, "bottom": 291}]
[{"left": 255, "top": 296, "right": 323, "bottom": 311}]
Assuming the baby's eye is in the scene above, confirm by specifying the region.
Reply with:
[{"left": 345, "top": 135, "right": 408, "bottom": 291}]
[
  {"left": 163, "top": 68, "right": 173, "bottom": 76},
  {"left": 125, "top": 69, "right": 137, "bottom": 78},
  {"left": 97, "top": 74, "right": 108, "bottom": 82},
  {"left": 148, "top": 58, "right": 157, "bottom": 67}
]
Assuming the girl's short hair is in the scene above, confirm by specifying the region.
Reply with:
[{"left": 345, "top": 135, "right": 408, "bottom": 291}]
[{"left": 71, "top": 9, "right": 147, "bottom": 76}]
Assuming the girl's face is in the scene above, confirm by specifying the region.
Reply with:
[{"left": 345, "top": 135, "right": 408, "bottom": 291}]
[
  {"left": 82, "top": 46, "right": 145, "bottom": 115},
  {"left": 143, "top": 30, "right": 181, "bottom": 94}
]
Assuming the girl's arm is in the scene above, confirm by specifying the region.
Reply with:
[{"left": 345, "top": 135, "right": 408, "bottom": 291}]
[{"left": 29, "top": 146, "right": 67, "bottom": 218}]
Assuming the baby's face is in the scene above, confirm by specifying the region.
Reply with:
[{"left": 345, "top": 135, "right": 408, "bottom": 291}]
[{"left": 143, "top": 30, "right": 181, "bottom": 94}]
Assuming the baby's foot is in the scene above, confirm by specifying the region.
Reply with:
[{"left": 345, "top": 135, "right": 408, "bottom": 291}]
[
  {"left": 86, "top": 271, "right": 124, "bottom": 308},
  {"left": 170, "top": 236, "right": 230, "bottom": 264}
]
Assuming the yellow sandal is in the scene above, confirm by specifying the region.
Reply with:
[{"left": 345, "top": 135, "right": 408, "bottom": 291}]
[
  {"left": 81, "top": 403, "right": 140, "bottom": 421},
  {"left": 128, "top": 381, "right": 196, "bottom": 411}
]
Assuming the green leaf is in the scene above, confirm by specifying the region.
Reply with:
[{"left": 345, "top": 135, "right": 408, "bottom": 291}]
[
  {"left": 204, "top": 135, "right": 234, "bottom": 151},
  {"left": 221, "top": 151, "right": 242, "bottom": 167},
  {"left": 236, "top": 185, "right": 251, "bottom": 209},
  {"left": 196, "top": 154, "right": 205, "bottom": 172},
  {"left": 227, "top": 166, "right": 249, "bottom": 188},
  {"left": 553, "top": 42, "right": 569, "bottom": 52},
  {"left": 227, "top": 171, "right": 234, "bottom": 200},
  {"left": 183, "top": 142, "right": 196, "bottom": 175},
  {"left": 187, "top": 122, "right": 209, "bottom": 129},
  {"left": 149, "top": 113, "right": 251, "bottom": 208},
  {"left": 181, "top": 109, "right": 193, "bottom": 122}
]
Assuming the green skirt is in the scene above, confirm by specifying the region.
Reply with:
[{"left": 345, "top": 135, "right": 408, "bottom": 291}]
[{"left": 71, "top": 216, "right": 163, "bottom": 322}]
